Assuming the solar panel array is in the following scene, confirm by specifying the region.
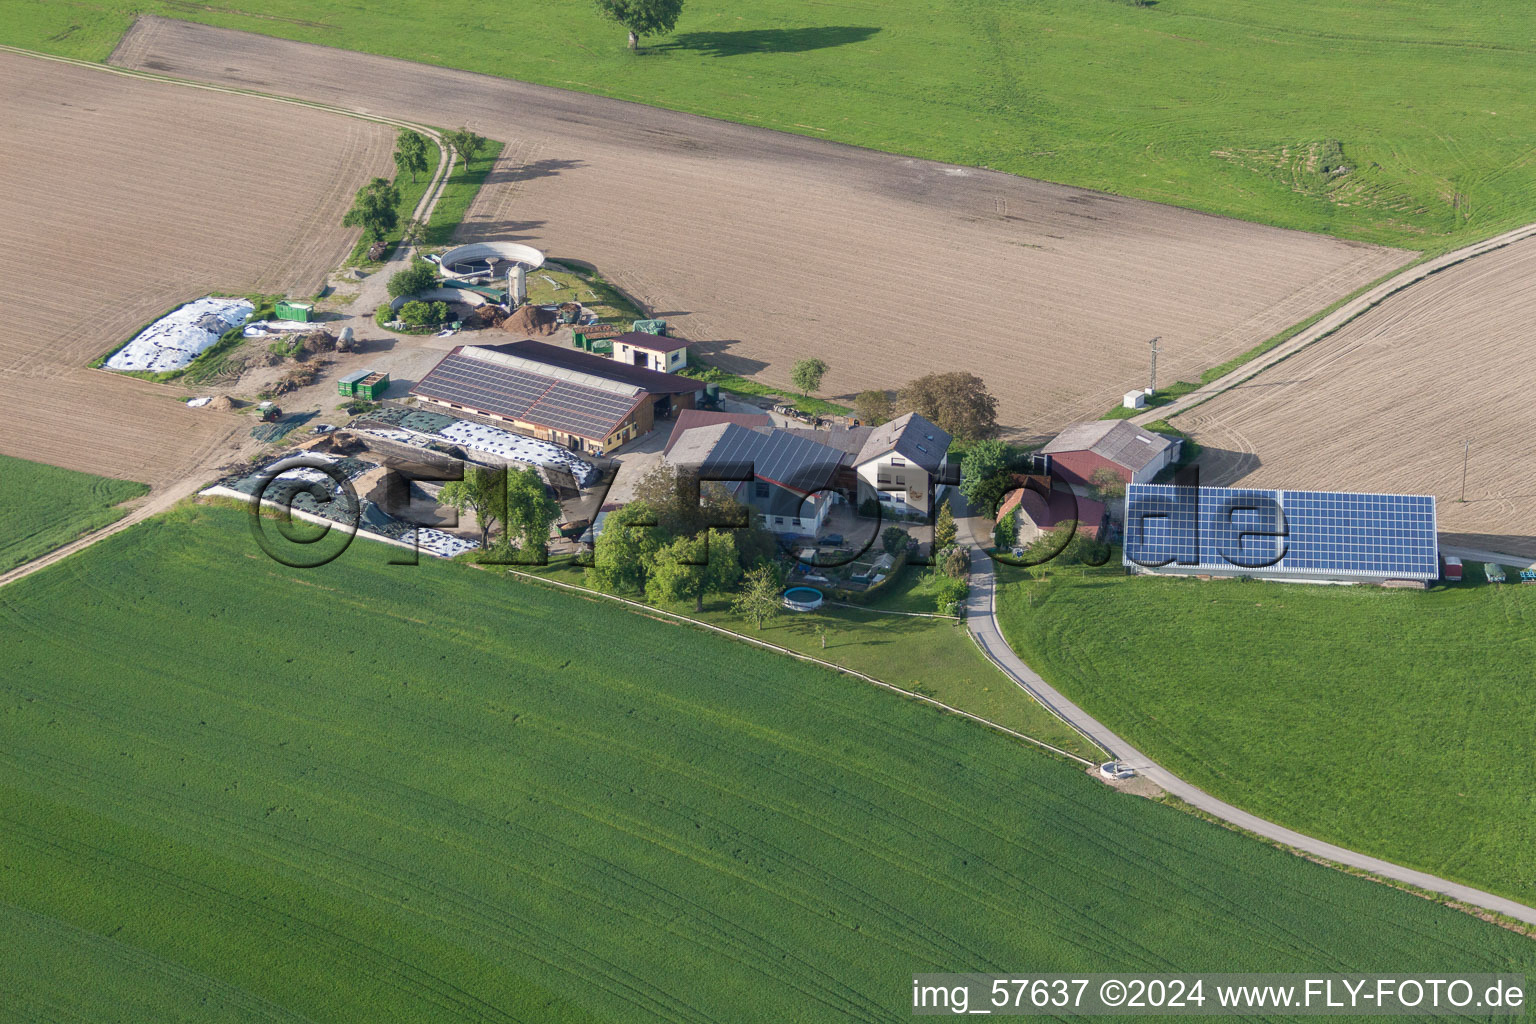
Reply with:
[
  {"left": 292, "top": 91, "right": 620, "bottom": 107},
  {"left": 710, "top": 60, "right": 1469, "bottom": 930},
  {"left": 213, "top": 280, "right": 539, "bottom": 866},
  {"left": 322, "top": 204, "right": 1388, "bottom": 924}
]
[
  {"left": 1123, "top": 483, "right": 1438, "bottom": 580},
  {"left": 412, "top": 352, "right": 643, "bottom": 441}
]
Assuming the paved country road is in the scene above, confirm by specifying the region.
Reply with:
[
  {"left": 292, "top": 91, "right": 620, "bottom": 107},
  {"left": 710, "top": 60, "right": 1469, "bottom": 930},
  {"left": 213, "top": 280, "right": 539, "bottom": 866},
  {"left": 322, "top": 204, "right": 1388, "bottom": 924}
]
[{"left": 957, "top": 506, "right": 1536, "bottom": 928}]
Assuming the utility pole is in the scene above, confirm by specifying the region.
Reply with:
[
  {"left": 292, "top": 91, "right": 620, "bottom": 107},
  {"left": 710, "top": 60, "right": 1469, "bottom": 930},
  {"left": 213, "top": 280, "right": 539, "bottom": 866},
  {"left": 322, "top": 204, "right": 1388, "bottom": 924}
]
[
  {"left": 1460, "top": 439, "right": 1472, "bottom": 501},
  {"left": 1148, "top": 336, "right": 1161, "bottom": 394}
]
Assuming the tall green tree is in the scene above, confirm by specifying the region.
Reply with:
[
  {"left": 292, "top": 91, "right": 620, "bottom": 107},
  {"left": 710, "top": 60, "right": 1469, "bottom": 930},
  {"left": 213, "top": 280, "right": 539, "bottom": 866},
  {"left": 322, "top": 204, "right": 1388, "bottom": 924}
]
[
  {"left": 854, "top": 389, "right": 892, "bottom": 426},
  {"left": 958, "top": 439, "right": 1011, "bottom": 511},
  {"left": 439, "top": 465, "right": 507, "bottom": 547},
  {"left": 503, "top": 466, "right": 562, "bottom": 562},
  {"left": 898, "top": 372, "right": 999, "bottom": 441},
  {"left": 394, "top": 129, "right": 430, "bottom": 185},
  {"left": 732, "top": 562, "right": 782, "bottom": 630},
  {"left": 933, "top": 502, "right": 956, "bottom": 553},
  {"left": 594, "top": 0, "right": 684, "bottom": 50},
  {"left": 586, "top": 501, "right": 663, "bottom": 594},
  {"left": 444, "top": 127, "right": 488, "bottom": 169},
  {"left": 631, "top": 463, "right": 747, "bottom": 539},
  {"left": 342, "top": 177, "right": 400, "bottom": 246},
  {"left": 646, "top": 530, "right": 742, "bottom": 611},
  {"left": 791, "top": 357, "right": 829, "bottom": 396}
]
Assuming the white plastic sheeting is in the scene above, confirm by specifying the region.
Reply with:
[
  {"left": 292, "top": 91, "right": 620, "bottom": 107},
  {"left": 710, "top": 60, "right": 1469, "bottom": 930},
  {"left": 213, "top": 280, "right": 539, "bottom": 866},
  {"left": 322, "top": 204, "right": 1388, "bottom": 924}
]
[
  {"left": 242, "top": 320, "right": 319, "bottom": 336},
  {"left": 107, "top": 296, "right": 253, "bottom": 373},
  {"left": 437, "top": 420, "right": 598, "bottom": 486},
  {"left": 407, "top": 528, "right": 479, "bottom": 559}
]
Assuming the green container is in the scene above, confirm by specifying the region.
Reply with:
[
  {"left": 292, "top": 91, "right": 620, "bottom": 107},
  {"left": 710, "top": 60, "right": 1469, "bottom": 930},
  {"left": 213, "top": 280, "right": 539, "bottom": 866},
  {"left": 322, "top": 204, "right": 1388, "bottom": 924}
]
[
  {"left": 276, "top": 300, "right": 314, "bottom": 323},
  {"left": 631, "top": 319, "right": 667, "bottom": 336},
  {"left": 355, "top": 371, "right": 390, "bottom": 401},
  {"left": 338, "top": 369, "right": 370, "bottom": 398}
]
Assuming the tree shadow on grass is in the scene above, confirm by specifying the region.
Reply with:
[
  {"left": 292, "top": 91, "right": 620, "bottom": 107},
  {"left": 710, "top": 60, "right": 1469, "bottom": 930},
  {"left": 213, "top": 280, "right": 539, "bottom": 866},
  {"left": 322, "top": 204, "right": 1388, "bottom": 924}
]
[{"left": 658, "top": 26, "right": 881, "bottom": 57}]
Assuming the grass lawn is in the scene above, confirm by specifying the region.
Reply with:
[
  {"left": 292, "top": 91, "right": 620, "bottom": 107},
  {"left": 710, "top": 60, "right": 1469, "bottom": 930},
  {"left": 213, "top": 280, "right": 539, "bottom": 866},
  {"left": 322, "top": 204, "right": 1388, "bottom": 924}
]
[
  {"left": 10, "top": 2, "right": 1536, "bottom": 251},
  {"left": 994, "top": 560, "right": 1536, "bottom": 907},
  {"left": 422, "top": 140, "right": 504, "bottom": 248},
  {"left": 0, "top": 454, "right": 149, "bottom": 573},
  {"left": 2, "top": 503, "right": 1534, "bottom": 1021},
  {"left": 511, "top": 557, "right": 1095, "bottom": 759},
  {"left": 522, "top": 263, "right": 644, "bottom": 326}
]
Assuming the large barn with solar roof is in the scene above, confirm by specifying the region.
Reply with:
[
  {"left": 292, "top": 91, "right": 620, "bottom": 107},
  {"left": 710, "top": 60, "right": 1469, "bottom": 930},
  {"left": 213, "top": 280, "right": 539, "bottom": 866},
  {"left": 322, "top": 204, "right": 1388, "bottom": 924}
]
[{"left": 409, "top": 340, "right": 700, "bottom": 454}]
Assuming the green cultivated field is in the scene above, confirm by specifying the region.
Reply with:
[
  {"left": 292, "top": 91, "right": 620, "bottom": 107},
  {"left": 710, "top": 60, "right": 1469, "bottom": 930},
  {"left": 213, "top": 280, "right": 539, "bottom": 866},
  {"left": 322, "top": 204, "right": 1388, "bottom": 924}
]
[
  {"left": 10, "top": 1, "right": 1536, "bottom": 250},
  {"left": 0, "top": 454, "right": 148, "bottom": 573},
  {"left": 3, "top": 505, "right": 1534, "bottom": 1021},
  {"left": 996, "top": 562, "right": 1536, "bottom": 908},
  {"left": 518, "top": 556, "right": 1099, "bottom": 759}
]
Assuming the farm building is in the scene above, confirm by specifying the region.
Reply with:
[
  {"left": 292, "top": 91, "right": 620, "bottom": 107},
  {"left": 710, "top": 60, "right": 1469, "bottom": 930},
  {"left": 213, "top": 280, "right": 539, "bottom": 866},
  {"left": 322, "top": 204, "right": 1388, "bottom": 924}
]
[
  {"left": 1041, "top": 420, "right": 1181, "bottom": 488},
  {"left": 665, "top": 422, "right": 850, "bottom": 535},
  {"left": 1122, "top": 483, "right": 1439, "bottom": 585},
  {"left": 851, "top": 413, "right": 952, "bottom": 516},
  {"left": 410, "top": 340, "right": 700, "bottom": 454},
  {"left": 663, "top": 409, "right": 772, "bottom": 456},
  {"left": 997, "top": 483, "right": 1109, "bottom": 544},
  {"left": 612, "top": 332, "right": 688, "bottom": 373}
]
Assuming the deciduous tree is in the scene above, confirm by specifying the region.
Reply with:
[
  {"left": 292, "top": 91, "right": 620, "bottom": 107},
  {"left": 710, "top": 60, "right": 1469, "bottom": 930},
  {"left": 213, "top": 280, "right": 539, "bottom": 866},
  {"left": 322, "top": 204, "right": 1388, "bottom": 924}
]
[
  {"left": 854, "top": 389, "right": 892, "bottom": 426},
  {"left": 791, "top": 357, "right": 828, "bottom": 396},
  {"left": 594, "top": 0, "right": 684, "bottom": 50},
  {"left": 444, "top": 127, "right": 488, "bottom": 169},
  {"left": 342, "top": 177, "right": 400, "bottom": 246},
  {"left": 957, "top": 439, "right": 1011, "bottom": 512},
  {"left": 394, "top": 129, "right": 430, "bottom": 185},
  {"left": 439, "top": 465, "right": 507, "bottom": 546},
  {"left": 898, "top": 372, "right": 999, "bottom": 441},
  {"left": 503, "top": 466, "right": 561, "bottom": 562},
  {"left": 732, "top": 562, "right": 782, "bottom": 630},
  {"left": 586, "top": 500, "right": 663, "bottom": 594},
  {"left": 646, "top": 530, "right": 742, "bottom": 611}
]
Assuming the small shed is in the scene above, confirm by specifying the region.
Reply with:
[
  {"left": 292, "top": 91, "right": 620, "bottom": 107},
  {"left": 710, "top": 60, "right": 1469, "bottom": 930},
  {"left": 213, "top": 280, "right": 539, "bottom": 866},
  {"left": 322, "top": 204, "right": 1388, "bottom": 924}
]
[
  {"left": 337, "top": 369, "right": 370, "bottom": 398},
  {"left": 275, "top": 300, "right": 315, "bottom": 323},
  {"left": 1122, "top": 391, "right": 1146, "bottom": 410}
]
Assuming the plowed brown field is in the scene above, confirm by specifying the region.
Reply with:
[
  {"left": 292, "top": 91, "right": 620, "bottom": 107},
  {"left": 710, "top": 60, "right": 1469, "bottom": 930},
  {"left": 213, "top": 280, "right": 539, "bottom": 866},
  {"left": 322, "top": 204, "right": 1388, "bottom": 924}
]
[
  {"left": 1176, "top": 235, "right": 1536, "bottom": 556},
  {"left": 111, "top": 17, "right": 1411, "bottom": 439},
  {"left": 0, "top": 51, "right": 392, "bottom": 486}
]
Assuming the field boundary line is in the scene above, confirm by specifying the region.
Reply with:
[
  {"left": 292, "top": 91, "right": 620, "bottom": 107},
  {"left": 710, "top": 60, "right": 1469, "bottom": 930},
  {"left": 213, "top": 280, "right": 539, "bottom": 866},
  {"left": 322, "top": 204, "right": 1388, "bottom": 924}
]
[
  {"left": 955, "top": 505, "right": 1536, "bottom": 927},
  {"left": 502, "top": 568, "right": 1095, "bottom": 767},
  {"left": 1135, "top": 219, "right": 1536, "bottom": 425}
]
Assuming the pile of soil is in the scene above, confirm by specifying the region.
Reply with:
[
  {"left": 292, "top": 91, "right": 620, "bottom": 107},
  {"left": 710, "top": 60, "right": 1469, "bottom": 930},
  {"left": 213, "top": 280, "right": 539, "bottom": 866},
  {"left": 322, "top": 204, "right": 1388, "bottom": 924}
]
[
  {"left": 207, "top": 394, "right": 236, "bottom": 411},
  {"left": 269, "top": 361, "right": 325, "bottom": 397},
  {"left": 471, "top": 303, "right": 508, "bottom": 328},
  {"left": 297, "top": 330, "right": 336, "bottom": 356},
  {"left": 502, "top": 303, "right": 558, "bottom": 337}
]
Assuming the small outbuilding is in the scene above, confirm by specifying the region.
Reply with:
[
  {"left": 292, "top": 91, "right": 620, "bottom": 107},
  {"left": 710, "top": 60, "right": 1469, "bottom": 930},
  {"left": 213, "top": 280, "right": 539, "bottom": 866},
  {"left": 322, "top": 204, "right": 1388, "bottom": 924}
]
[{"left": 1040, "top": 420, "right": 1182, "bottom": 488}]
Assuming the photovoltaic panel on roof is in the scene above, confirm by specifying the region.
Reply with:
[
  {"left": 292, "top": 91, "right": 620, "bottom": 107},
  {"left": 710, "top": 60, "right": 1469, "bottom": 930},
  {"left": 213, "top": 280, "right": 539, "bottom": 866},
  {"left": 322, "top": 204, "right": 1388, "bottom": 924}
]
[
  {"left": 411, "top": 352, "right": 641, "bottom": 441},
  {"left": 1123, "top": 483, "right": 1438, "bottom": 581}
]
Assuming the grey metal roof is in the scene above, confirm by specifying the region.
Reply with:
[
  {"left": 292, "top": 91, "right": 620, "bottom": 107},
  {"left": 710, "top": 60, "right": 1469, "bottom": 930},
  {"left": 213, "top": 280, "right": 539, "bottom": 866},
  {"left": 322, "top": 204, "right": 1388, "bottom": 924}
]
[
  {"left": 410, "top": 347, "right": 645, "bottom": 441},
  {"left": 485, "top": 340, "right": 701, "bottom": 394},
  {"left": 784, "top": 425, "right": 873, "bottom": 458},
  {"left": 1042, "top": 420, "right": 1176, "bottom": 473},
  {"left": 665, "top": 422, "right": 848, "bottom": 495},
  {"left": 854, "top": 412, "right": 950, "bottom": 474},
  {"left": 338, "top": 369, "right": 372, "bottom": 385}
]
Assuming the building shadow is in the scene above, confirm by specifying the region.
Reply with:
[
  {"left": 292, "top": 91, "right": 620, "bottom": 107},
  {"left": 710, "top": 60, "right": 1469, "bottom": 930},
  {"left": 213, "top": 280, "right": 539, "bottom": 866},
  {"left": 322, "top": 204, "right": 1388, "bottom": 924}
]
[
  {"left": 687, "top": 339, "right": 769, "bottom": 377},
  {"left": 659, "top": 26, "right": 881, "bottom": 57}
]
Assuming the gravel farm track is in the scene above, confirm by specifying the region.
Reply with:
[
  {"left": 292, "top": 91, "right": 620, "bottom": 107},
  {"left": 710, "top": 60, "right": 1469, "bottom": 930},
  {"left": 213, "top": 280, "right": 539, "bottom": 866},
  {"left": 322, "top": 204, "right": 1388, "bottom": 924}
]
[
  {"left": 109, "top": 17, "right": 1411, "bottom": 439},
  {"left": 0, "top": 48, "right": 393, "bottom": 489},
  {"left": 1177, "top": 234, "right": 1536, "bottom": 557}
]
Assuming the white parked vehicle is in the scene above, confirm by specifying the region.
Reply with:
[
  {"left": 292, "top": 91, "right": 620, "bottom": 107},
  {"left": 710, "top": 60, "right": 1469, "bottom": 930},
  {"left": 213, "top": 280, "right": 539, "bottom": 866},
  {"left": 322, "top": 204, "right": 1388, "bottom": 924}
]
[{"left": 1099, "top": 761, "right": 1135, "bottom": 781}]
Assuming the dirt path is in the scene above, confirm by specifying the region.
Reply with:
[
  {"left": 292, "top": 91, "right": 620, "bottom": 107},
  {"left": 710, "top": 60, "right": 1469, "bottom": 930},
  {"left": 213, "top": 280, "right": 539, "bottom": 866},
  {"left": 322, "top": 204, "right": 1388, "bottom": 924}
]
[{"left": 107, "top": 16, "right": 1410, "bottom": 439}]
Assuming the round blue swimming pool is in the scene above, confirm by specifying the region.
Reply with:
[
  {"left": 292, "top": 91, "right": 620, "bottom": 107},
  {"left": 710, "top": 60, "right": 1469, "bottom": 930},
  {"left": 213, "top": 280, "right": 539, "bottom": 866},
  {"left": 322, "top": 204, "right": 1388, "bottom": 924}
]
[{"left": 782, "top": 586, "right": 825, "bottom": 612}]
